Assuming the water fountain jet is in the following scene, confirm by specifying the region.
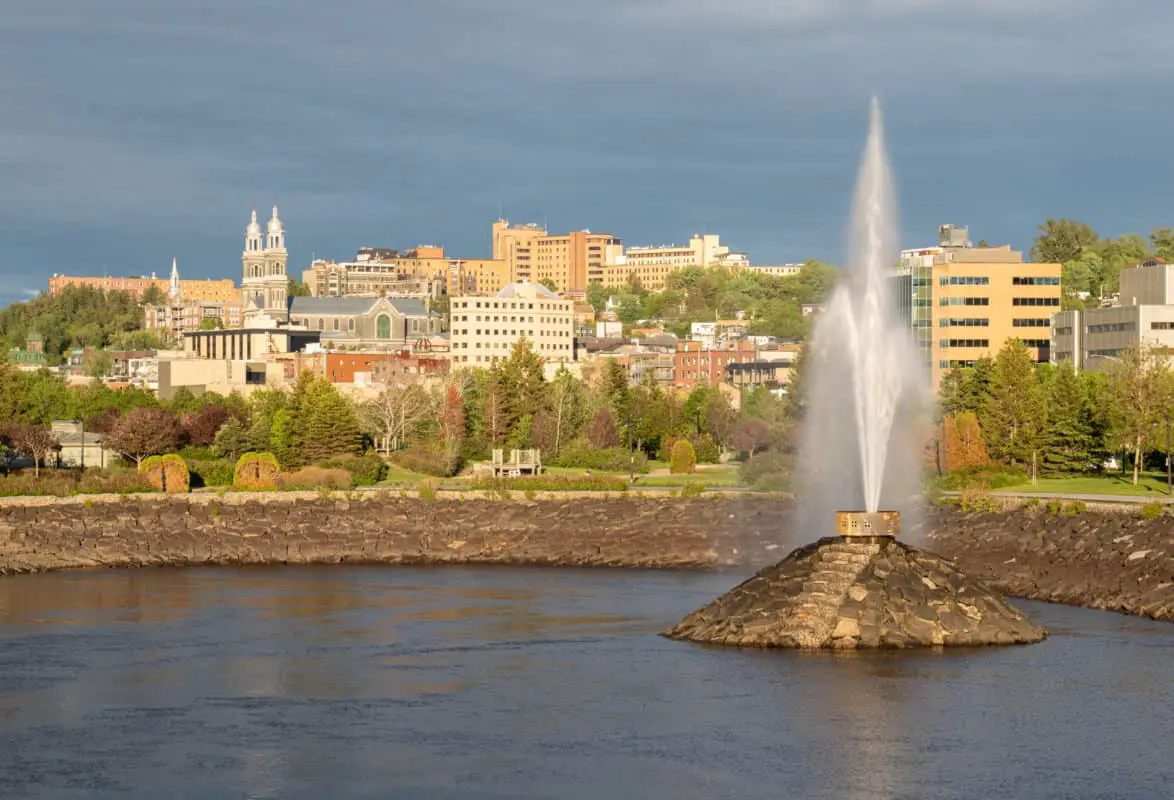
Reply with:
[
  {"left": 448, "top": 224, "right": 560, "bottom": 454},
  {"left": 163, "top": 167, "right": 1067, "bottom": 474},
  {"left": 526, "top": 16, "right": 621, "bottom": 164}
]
[{"left": 664, "top": 100, "right": 1045, "bottom": 649}]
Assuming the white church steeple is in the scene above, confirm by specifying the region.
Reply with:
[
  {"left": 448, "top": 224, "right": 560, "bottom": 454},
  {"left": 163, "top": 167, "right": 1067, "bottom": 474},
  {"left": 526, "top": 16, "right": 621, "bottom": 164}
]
[{"left": 168, "top": 257, "right": 181, "bottom": 302}]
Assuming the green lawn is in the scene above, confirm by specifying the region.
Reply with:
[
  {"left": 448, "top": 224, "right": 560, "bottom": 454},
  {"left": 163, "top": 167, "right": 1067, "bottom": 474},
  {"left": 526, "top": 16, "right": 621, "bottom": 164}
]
[
  {"left": 1000, "top": 472, "right": 1174, "bottom": 497},
  {"left": 377, "top": 466, "right": 437, "bottom": 485},
  {"left": 634, "top": 465, "right": 744, "bottom": 488}
]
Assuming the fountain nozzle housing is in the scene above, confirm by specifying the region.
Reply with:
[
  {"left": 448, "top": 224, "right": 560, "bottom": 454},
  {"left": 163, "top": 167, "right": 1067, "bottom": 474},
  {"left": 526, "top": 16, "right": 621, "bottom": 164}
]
[{"left": 836, "top": 510, "right": 899, "bottom": 539}]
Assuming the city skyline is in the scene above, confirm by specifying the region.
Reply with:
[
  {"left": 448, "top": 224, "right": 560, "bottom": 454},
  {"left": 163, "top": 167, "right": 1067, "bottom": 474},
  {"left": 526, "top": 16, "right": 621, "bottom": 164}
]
[{"left": 4, "top": 0, "right": 1174, "bottom": 308}]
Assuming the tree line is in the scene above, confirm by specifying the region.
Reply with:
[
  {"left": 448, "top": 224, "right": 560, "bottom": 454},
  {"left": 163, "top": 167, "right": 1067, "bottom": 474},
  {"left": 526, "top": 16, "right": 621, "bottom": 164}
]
[{"left": 938, "top": 340, "right": 1173, "bottom": 485}]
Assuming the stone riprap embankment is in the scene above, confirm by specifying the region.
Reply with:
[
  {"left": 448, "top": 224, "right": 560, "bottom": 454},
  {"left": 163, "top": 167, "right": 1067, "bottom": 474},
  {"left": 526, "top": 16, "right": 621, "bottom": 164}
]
[
  {"left": 0, "top": 495, "right": 1172, "bottom": 625},
  {"left": 0, "top": 493, "right": 788, "bottom": 575},
  {"left": 925, "top": 504, "right": 1174, "bottom": 623}
]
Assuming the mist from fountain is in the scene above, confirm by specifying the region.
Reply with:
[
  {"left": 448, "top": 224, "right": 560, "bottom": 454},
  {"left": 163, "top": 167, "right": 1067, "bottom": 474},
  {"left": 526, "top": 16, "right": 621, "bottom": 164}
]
[{"left": 796, "top": 98, "right": 929, "bottom": 535}]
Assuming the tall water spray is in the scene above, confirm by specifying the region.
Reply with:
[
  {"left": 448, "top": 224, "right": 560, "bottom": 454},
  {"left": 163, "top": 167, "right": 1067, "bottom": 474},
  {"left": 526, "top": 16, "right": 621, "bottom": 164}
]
[{"left": 796, "top": 99, "right": 928, "bottom": 531}]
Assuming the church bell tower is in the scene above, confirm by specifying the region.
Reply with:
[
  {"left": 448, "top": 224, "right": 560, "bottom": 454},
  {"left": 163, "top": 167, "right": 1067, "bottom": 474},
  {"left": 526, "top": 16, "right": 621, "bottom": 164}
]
[{"left": 241, "top": 205, "right": 289, "bottom": 319}]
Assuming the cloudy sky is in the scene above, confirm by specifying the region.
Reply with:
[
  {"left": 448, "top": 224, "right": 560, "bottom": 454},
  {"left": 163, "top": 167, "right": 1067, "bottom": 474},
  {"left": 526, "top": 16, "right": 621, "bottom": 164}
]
[{"left": 1, "top": 0, "right": 1170, "bottom": 305}]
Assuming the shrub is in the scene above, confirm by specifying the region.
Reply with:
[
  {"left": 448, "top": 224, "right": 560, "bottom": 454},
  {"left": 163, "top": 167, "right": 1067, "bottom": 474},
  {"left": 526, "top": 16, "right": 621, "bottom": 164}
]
[
  {"left": 234, "top": 452, "right": 280, "bottom": 490},
  {"left": 139, "top": 454, "right": 190, "bottom": 493},
  {"left": 547, "top": 441, "right": 650, "bottom": 473},
  {"left": 278, "top": 467, "right": 352, "bottom": 491},
  {"left": 0, "top": 467, "right": 152, "bottom": 497},
  {"left": 1065, "top": 501, "right": 1086, "bottom": 516},
  {"left": 186, "top": 459, "right": 235, "bottom": 488},
  {"left": 691, "top": 434, "right": 720, "bottom": 465},
  {"left": 658, "top": 436, "right": 680, "bottom": 462},
  {"left": 469, "top": 474, "right": 629, "bottom": 493},
  {"left": 959, "top": 484, "right": 997, "bottom": 513},
  {"left": 740, "top": 449, "right": 790, "bottom": 492},
  {"left": 1047, "top": 500, "right": 1063, "bottom": 516},
  {"left": 1140, "top": 501, "right": 1164, "bottom": 520},
  {"left": 318, "top": 454, "right": 388, "bottom": 486},
  {"left": 418, "top": 479, "right": 438, "bottom": 501},
  {"left": 679, "top": 483, "right": 706, "bottom": 498},
  {"left": 178, "top": 445, "right": 219, "bottom": 461},
  {"left": 937, "top": 466, "right": 1026, "bottom": 492},
  {"left": 669, "top": 440, "right": 697, "bottom": 475},
  {"left": 389, "top": 444, "right": 459, "bottom": 477}
]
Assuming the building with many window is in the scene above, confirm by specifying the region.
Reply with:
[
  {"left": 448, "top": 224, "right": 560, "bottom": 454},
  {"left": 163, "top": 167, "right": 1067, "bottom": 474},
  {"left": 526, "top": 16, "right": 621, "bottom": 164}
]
[
  {"left": 449, "top": 281, "right": 575, "bottom": 368},
  {"left": 287, "top": 296, "right": 442, "bottom": 349},
  {"left": 49, "top": 273, "right": 236, "bottom": 303},
  {"left": 143, "top": 258, "right": 241, "bottom": 342},
  {"left": 492, "top": 219, "right": 622, "bottom": 292},
  {"left": 672, "top": 340, "right": 757, "bottom": 390},
  {"left": 600, "top": 234, "right": 747, "bottom": 291},
  {"left": 1052, "top": 259, "right": 1174, "bottom": 371},
  {"left": 894, "top": 228, "right": 1062, "bottom": 389}
]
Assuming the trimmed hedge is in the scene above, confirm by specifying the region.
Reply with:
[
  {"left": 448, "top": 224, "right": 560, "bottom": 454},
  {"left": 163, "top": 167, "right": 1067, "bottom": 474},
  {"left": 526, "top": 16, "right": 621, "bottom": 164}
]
[
  {"left": 669, "top": 440, "right": 697, "bottom": 475},
  {"left": 234, "top": 452, "right": 280, "bottom": 490},
  {"left": 186, "top": 459, "right": 235, "bottom": 488},
  {"left": 548, "top": 442, "right": 650, "bottom": 473},
  {"left": 140, "top": 454, "right": 191, "bottom": 493}
]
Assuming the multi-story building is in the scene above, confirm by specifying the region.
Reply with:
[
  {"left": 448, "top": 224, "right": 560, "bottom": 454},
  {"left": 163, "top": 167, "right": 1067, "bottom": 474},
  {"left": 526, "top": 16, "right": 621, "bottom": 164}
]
[
  {"left": 492, "top": 219, "right": 622, "bottom": 292},
  {"left": 143, "top": 258, "right": 241, "bottom": 342},
  {"left": 744, "top": 264, "right": 803, "bottom": 279},
  {"left": 449, "top": 281, "right": 575, "bottom": 368},
  {"left": 601, "top": 233, "right": 745, "bottom": 291},
  {"left": 48, "top": 274, "right": 237, "bottom": 303},
  {"left": 1052, "top": 259, "right": 1174, "bottom": 371},
  {"left": 288, "top": 296, "right": 442, "bottom": 349},
  {"left": 894, "top": 227, "right": 1062, "bottom": 389},
  {"left": 673, "top": 340, "right": 757, "bottom": 390}
]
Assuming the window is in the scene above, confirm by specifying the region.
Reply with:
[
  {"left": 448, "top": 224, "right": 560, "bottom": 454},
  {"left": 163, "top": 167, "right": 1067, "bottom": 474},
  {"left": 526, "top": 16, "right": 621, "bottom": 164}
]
[
  {"left": 1013, "top": 277, "right": 1060, "bottom": 286},
  {"left": 1087, "top": 322, "right": 1135, "bottom": 333},
  {"left": 939, "top": 276, "right": 990, "bottom": 286},
  {"left": 940, "top": 339, "right": 989, "bottom": 348},
  {"left": 1153, "top": 321, "right": 1174, "bottom": 330},
  {"left": 1013, "top": 297, "right": 1060, "bottom": 306},
  {"left": 377, "top": 314, "right": 391, "bottom": 339},
  {"left": 940, "top": 297, "right": 990, "bottom": 306},
  {"left": 1054, "top": 326, "right": 1073, "bottom": 335},
  {"left": 1021, "top": 339, "right": 1050, "bottom": 348},
  {"left": 333, "top": 319, "right": 339, "bottom": 331},
  {"left": 939, "top": 318, "right": 989, "bottom": 327},
  {"left": 939, "top": 359, "right": 977, "bottom": 369},
  {"left": 1013, "top": 318, "right": 1050, "bottom": 327}
]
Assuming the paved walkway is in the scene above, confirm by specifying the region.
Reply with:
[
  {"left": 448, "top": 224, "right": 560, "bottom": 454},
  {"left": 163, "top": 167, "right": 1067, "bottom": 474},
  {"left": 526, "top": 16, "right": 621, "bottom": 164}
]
[{"left": 946, "top": 490, "right": 1174, "bottom": 505}]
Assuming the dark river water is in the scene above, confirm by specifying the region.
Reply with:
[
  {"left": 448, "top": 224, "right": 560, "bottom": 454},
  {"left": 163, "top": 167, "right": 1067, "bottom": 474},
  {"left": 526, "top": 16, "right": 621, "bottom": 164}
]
[{"left": 0, "top": 566, "right": 1171, "bottom": 799}]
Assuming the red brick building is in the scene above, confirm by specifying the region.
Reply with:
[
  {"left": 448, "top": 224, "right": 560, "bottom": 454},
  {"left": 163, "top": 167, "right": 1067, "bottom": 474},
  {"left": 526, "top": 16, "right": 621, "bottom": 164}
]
[{"left": 672, "top": 340, "right": 756, "bottom": 390}]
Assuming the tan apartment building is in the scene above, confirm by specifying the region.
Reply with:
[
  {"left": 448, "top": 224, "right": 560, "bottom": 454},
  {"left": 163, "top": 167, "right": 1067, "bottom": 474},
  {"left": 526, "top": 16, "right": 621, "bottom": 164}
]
[
  {"left": 601, "top": 233, "right": 745, "bottom": 291},
  {"left": 493, "top": 219, "right": 622, "bottom": 292},
  {"left": 1052, "top": 259, "right": 1174, "bottom": 371},
  {"left": 916, "top": 245, "right": 1061, "bottom": 388},
  {"left": 449, "top": 281, "right": 575, "bottom": 368},
  {"left": 445, "top": 258, "right": 513, "bottom": 296},
  {"left": 49, "top": 273, "right": 237, "bottom": 303}
]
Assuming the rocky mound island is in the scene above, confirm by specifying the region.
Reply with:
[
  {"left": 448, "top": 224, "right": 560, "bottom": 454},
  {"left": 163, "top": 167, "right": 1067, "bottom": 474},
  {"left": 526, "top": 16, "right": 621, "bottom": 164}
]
[{"left": 664, "top": 512, "right": 1045, "bottom": 649}]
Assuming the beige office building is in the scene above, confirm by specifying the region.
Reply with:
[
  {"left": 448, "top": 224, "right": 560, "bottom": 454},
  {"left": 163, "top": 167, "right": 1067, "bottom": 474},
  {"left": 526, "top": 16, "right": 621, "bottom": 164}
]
[
  {"left": 449, "top": 281, "right": 575, "bottom": 367},
  {"left": 601, "top": 233, "right": 745, "bottom": 291},
  {"left": 492, "top": 219, "right": 621, "bottom": 292},
  {"left": 899, "top": 243, "right": 1062, "bottom": 389},
  {"left": 1052, "top": 259, "right": 1174, "bottom": 371}
]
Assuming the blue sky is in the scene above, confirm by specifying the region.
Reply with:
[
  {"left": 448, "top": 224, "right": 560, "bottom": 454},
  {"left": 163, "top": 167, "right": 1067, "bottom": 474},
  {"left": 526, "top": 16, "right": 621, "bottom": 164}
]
[{"left": 2, "top": 0, "right": 1171, "bottom": 307}]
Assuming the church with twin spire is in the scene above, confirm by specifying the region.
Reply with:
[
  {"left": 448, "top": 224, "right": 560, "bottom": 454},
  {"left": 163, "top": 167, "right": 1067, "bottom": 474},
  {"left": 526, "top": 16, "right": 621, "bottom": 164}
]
[{"left": 241, "top": 205, "right": 289, "bottom": 318}]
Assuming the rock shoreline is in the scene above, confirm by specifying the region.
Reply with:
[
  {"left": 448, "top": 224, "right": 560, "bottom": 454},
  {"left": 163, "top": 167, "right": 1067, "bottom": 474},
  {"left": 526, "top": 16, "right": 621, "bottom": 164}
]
[{"left": 0, "top": 494, "right": 1171, "bottom": 624}]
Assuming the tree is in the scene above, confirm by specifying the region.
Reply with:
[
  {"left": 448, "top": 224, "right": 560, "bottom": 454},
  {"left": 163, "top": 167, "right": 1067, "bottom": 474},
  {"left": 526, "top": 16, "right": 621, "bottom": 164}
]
[
  {"left": 199, "top": 317, "right": 221, "bottom": 331},
  {"left": 361, "top": 380, "right": 431, "bottom": 454},
  {"left": 1107, "top": 345, "right": 1174, "bottom": 485},
  {"left": 730, "top": 418, "right": 770, "bottom": 460},
  {"left": 980, "top": 340, "right": 1045, "bottom": 467},
  {"left": 182, "top": 404, "right": 231, "bottom": 447},
  {"left": 669, "top": 439, "right": 697, "bottom": 474},
  {"left": 437, "top": 384, "right": 466, "bottom": 471},
  {"left": 586, "top": 407, "right": 619, "bottom": 448},
  {"left": 287, "top": 278, "right": 312, "bottom": 297},
  {"left": 105, "top": 407, "right": 183, "bottom": 467},
  {"left": 143, "top": 285, "right": 166, "bottom": 305},
  {"left": 299, "top": 379, "right": 361, "bottom": 462},
  {"left": 496, "top": 338, "right": 548, "bottom": 443},
  {"left": 1031, "top": 219, "right": 1098, "bottom": 265},
  {"left": 1041, "top": 363, "right": 1096, "bottom": 473},
  {"left": 538, "top": 278, "right": 559, "bottom": 293},
  {"left": 544, "top": 366, "right": 585, "bottom": 456},
  {"left": 84, "top": 350, "right": 114, "bottom": 379},
  {"left": 1151, "top": 227, "right": 1174, "bottom": 262},
  {"left": 942, "top": 412, "right": 990, "bottom": 472},
  {"left": 7, "top": 423, "right": 59, "bottom": 477},
  {"left": 213, "top": 417, "right": 251, "bottom": 461}
]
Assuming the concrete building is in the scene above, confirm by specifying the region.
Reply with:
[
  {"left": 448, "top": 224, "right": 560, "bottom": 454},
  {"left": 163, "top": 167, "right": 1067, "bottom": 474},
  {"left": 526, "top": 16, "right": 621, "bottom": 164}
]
[
  {"left": 1052, "top": 260, "right": 1174, "bottom": 371},
  {"left": 241, "top": 206, "right": 290, "bottom": 319},
  {"left": 745, "top": 264, "right": 803, "bottom": 279},
  {"left": 492, "top": 219, "right": 622, "bottom": 292},
  {"left": 894, "top": 228, "right": 1062, "bottom": 389},
  {"left": 51, "top": 420, "right": 117, "bottom": 469},
  {"left": 449, "top": 281, "right": 575, "bottom": 367},
  {"left": 48, "top": 274, "right": 238, "bottom": 304}
]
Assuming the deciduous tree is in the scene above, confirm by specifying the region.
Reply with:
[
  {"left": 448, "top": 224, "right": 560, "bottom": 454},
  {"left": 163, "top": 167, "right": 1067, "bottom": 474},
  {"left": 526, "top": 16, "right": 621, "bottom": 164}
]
[
  {"left": 1107, "top": 345, "right": 1174, "bottom": 485},
  {"left": 105, "top": 407, "right": 182, "bottom": 467}
]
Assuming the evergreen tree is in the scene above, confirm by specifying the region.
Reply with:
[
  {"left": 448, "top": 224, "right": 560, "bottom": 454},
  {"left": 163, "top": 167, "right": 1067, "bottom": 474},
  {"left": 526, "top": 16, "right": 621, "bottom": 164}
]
[
  {"left": 299, "top": 378, "right": 362, "bottom": 463},
  {"left": 497, "top": 338, "right": 547, "bottom": 444},
  {"left": 959, "top": 357, "right": 994, "bottom": 415},
  {"left": 1042, "top": 362, "right": 1095, "bottom": 473},
  {"left": 980, "top": 341, "right": 1045, "bottom": 467}
]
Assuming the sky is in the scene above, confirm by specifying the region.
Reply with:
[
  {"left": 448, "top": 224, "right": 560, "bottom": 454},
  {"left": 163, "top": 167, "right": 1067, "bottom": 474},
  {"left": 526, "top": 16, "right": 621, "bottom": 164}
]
[{"left": 2, "top": 0, "right": 1173, "bottom": 307}]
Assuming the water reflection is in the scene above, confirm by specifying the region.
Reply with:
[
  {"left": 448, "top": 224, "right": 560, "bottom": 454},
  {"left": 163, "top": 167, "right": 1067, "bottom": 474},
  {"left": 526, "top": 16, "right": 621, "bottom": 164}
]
[{"left": 0, "top": 567, "right": 1171, "bottom": 799}]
